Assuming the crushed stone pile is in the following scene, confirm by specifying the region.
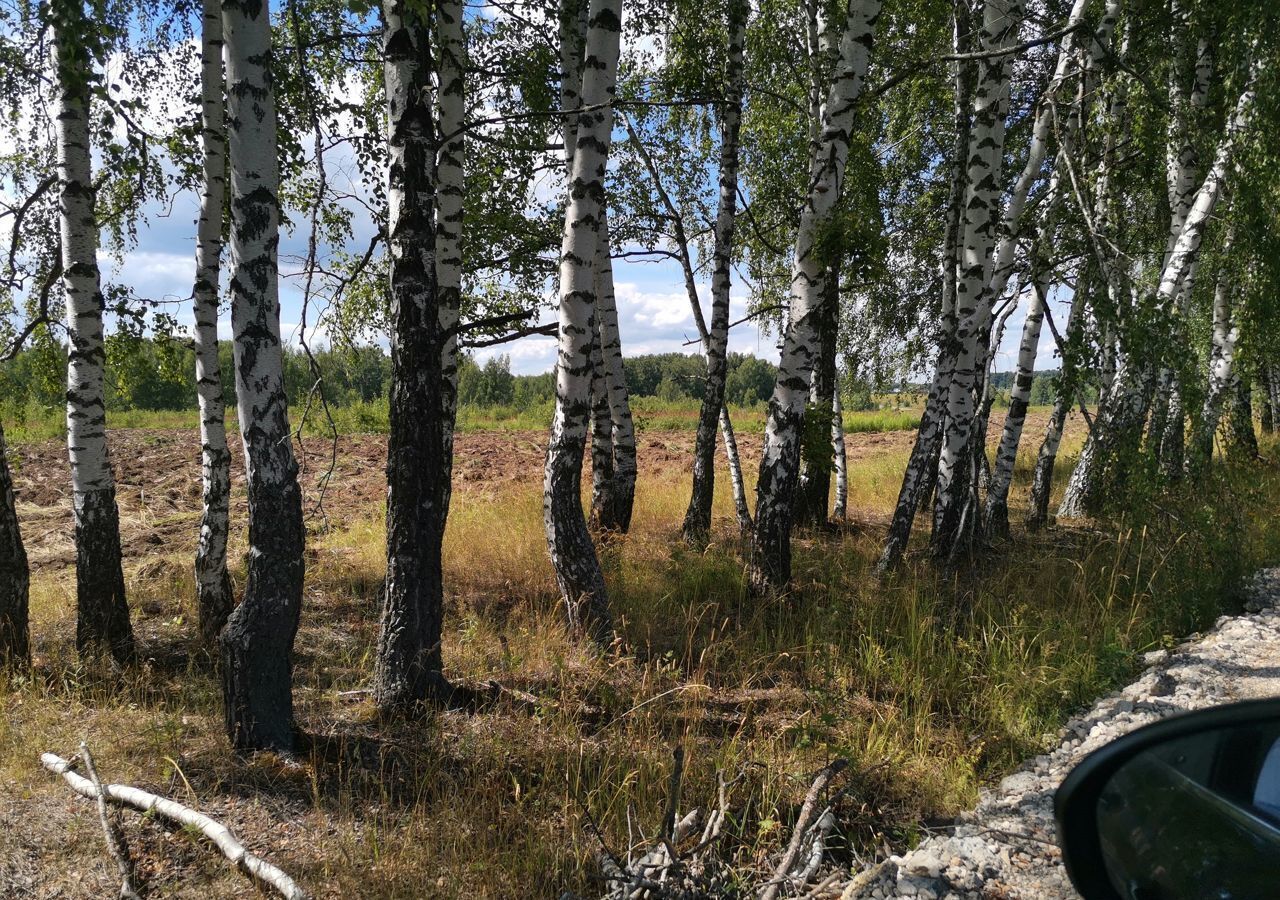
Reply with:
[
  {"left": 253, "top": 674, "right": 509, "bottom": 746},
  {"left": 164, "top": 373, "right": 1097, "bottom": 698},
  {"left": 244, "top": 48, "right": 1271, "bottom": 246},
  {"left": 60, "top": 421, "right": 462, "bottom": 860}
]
[{"left": 841, "top": 567, "right": 1280, "bottom": 900}]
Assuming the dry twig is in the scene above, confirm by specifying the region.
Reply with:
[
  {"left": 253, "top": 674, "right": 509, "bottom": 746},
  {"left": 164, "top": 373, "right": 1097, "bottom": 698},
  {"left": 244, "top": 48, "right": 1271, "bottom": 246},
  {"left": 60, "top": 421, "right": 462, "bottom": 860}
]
[{"left": 79, "top": 742, "right": 140, "bottom": 899}]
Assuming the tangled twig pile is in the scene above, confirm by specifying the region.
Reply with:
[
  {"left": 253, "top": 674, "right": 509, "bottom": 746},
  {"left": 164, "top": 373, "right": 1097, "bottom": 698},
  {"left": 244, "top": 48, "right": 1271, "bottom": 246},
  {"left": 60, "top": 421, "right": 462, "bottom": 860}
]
[{"left": 570, "top": 750, "right": 853, "bottom": 900}]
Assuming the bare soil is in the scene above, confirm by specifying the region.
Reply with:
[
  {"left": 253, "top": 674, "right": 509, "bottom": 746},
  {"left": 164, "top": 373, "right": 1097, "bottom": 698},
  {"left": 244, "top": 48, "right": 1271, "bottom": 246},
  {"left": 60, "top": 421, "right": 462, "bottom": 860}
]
[{"left": 7, "top": 418, "right": 944, "bottom": 570}]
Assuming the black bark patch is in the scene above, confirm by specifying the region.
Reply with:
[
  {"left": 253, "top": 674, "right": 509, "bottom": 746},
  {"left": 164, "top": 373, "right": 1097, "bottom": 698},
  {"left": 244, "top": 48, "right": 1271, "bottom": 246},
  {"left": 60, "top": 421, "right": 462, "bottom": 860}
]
[{"left": 75, "top": 486, "right": 135, "bottom": 664}]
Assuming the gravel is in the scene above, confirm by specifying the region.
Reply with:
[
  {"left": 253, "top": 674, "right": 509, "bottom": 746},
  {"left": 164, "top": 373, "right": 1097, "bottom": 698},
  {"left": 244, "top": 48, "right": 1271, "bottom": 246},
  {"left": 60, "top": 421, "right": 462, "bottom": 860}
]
[{"left": 841, "top": 567, "right": 1280, "bottom": 900}]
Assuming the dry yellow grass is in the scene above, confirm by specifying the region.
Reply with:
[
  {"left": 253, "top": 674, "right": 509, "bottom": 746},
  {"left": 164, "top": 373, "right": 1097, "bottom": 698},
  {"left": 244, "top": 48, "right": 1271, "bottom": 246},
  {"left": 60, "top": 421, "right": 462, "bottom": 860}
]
[{"left": 2, "top": 418, "right": 1278, "bottom": 897}]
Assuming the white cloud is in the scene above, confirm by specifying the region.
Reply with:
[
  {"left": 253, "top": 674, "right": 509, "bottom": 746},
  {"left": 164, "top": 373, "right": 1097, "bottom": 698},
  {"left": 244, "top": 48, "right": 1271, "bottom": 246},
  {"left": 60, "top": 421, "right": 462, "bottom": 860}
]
[
  {"left": 104, "top": 250, "right": 195, "bottom": 305},
  {"left": 616, "top": 280, "right": 697, "bottom": 330}
]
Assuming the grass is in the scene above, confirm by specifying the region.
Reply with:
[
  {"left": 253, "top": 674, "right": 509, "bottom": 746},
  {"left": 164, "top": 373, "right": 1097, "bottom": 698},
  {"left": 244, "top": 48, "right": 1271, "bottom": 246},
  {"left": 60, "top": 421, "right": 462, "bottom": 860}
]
[
  {"left": 2, "top": 415, "right": 1278, "bottom": 898},
  {"left": 0, "top": 395, "right": 921, "bottom": 442}
]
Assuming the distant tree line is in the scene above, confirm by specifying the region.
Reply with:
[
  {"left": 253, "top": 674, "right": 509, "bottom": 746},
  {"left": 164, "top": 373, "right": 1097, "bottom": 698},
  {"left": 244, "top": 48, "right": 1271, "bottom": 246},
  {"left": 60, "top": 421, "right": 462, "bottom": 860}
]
[{"left": 0, "top": 340, "right": 784, "bottom": 418}]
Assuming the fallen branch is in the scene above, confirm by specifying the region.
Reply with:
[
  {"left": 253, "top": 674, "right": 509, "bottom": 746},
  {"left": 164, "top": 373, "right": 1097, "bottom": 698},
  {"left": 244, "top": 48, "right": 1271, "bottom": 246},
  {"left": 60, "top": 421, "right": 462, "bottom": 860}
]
[
  {"left": 758, "top": 759, "right": 848, "bottom": 900},
  {"left": 79, "top": 743, "right": 140, "bottom": 900},
  {"left": 40, "top": 752, "right": 307, "bottom": 900}
]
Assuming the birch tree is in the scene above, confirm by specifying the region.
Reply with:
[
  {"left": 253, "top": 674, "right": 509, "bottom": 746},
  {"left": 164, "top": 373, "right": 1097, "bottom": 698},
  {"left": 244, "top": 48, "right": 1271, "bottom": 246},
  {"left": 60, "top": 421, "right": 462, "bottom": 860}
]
[
  {"left": 1189, "top": 228, "right": 1239, "bottom": 474},
  {"left": 192, "top": 0, "right": 232, "bottom": 647},
  {"left": 831, "top": 387, "right": 847, "bottom": 520},
  {"left": 877, "top": 0, "right": 973, "bottom": 574},
  {"left": 983, "top": 0, "right": 1120, "bottom": 536},
  {"left": 53, "top": 0, "right": 134, "bottom": 664},
  {"left": 591, "top": 207, "right": 637, "bottom": 533},
  {"left": 1025, "top": 287, "right": 1086, "bottom": 530},
  {"left": 1226, "top": 374, "right": 1258, "bottom": 458},
  {"left": 374, "top": 0, "right": 451, "bottom": 709},
  {"left": 664, "top": 0, "right": 750, "bottom": 545},
  {"left": 436, "top": 0, "right": 465, "bottom": 519},
  {"left": 1060, "top": 56, "right": 1260, "bottom": 518},
  {"left": 929, "top": 0, "right": 1024, "bottom": 561},
  {"left": 1027, "top": 22, "right": 1135, "bottom": 529},
  {"left": 1151, "top": 28, "right": 1213, "bottom": 477},
  {"left": 0, "top": 420, "right": 28, "bottom": 669},
  {"left": 749, "top": 0, "right": 881, "bottom": 592},
  {"left": 220, "top": 0, "right": 306, "bottom": 751},
  {"left": 544, "top": 0, "right": 623, "bottom": 641},
  {"left": 589, "top": 315, "right": 616, "bottom": 526},
  {"left": 794, "top": 259, "right": 840, "bottom": 528}
]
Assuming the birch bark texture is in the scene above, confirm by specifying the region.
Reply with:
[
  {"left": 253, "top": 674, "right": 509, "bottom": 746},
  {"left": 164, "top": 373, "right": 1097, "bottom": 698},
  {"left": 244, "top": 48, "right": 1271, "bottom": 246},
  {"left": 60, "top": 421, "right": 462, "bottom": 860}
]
[
  {"left": 682, "top": 0, "right": 747, "bottom": 546},
  {"left": 982, "top": 0, "right": 1096, "bottom": 310},
  {"left": 220, "top": 0, "right": 306, "bottom": 752},
  {"left": 984, "top": 0, "right": 1121, "bottom": 536},
  {"left": 1190, "top": 237, "right": 1239, "bottom": 473},
  {"left": 876, "top": 0, "right": 972, "bottom": 575},
  {"left": 832, "top": 388, "right": 848, "bottom": 520},
  {"left": 0, "top": 421, "right": 29, "bottom": 668},
  {"left": 589, "top": 322, "right": 616, "bottom": 525},
  {"left": 564, "top": 0, "right": 616, "bottom": 530},
  {"left": 749, "top": 0, "right": 881, "bottom": 592},
  {"left": 1151, "top": 30, "right": 1213, "bottom": 474},
  {"left": 436, "top": 0, "right": 465, "bottom": 517},
  {"left": 930, "top": 0, "right": 1024, "bottom": 561},
  {"left": 374, "top": 0, "right": 450, "bottom": 709},
  {"left": 1227, "top": 375, "right": 1258, "bottom": 459},
  {"left": 795, "top": 259, "right": 840, "bottom": 528},
  {"left": 193, "top": 0, "right": 233, "bottom": 647},
  {"left": 1059, "top": 58, "right": 1259, "bottom": 518},
  {"left": 1025, "top": 287, "right": 1086, "bottom": 530},
  {"left": 591, "top": 207, "right": 637, "bottom": 532},
  {"left": 1048, "top": 33, "right": 1134, "bottom": 521},
  {"left": 53, "top": 0, "right": 134, "bottom": 664},
  {"left": 544, "top": 0, "right": 623, "bottom": 642}
]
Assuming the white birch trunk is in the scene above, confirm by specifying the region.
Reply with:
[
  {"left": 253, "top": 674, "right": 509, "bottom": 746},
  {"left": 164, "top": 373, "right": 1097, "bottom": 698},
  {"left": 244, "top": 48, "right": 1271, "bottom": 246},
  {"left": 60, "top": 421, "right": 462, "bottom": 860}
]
[
  {"left": 544, "top": 0, "right": 622, "bottom": 641},
  {"left": 436, "top": 0, "right": 465, "bottom": 513},
  {"left": 984, "top": 279, "right": 1047, "bottom": 537},
  {"left": 1059, "top": 38, "right": 1257, "bottom": 518},
  {"left": 592, "top": 206, "right": 637, "bottom": 532},
  {"left": 981, "top": 0, "right": 1121, "bottom": 535},
  {"left": 54, "top": 1, "right": 134, "bottom": 664},
  {"left": 588, "top": 318, "right": 615, "bottom": 525},
  {"left": 1266, "top": 365, "right": 1280, "bottom": 432},
  {"left": 559, "top": 0, "right": 588, "bottom": 175},
  {"left": 1150, "top": 29, "right": 1213, "bottom": 471},
  {"left": 876, "top": 0, "right": 972, "bottom": 575},
  {"left": 193, "top": 0, "right": 233, "bottom": 647},
  {"left": 1026, "top": 287, "right": 1087, "bottom": 530},
  {"left": 1056, "top": 36, "right": 1136, "bottom": 518},
  {"left": 831, "top": 388, "right": 847, "bottom": 520},
  {"left": 984, "top": 0, "right": 1096, "bottom": 306},
  {"left": 749, "top": 0, "right": 881, "bottom": 591},
  {"left": 1149, "top": 63, "right": 1256, "bottom": 472},
  {"left": 1153, "top": 62, "right": 1257, "bottom": 309},
  {"left": 220, "top": 0, "right": 306, "bottom": 751},
  {"left": 683, "top": 0, "right": 748, "bottom": 545},
  {"left": 1227, "top": 375, "right": 1258, "bottom": 459},
  {"left": 1190, "top": 233, "right": 1239, "bottom": 473},
  {"left": 930, "top": 0, "right": 1024, "bottom": 560}
]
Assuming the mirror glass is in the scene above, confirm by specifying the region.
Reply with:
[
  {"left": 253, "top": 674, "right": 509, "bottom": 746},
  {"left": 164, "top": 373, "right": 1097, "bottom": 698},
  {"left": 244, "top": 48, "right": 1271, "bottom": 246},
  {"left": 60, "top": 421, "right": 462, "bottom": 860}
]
[{"left": 1096, "top": 718, "right": 1280, "bottom": 899}]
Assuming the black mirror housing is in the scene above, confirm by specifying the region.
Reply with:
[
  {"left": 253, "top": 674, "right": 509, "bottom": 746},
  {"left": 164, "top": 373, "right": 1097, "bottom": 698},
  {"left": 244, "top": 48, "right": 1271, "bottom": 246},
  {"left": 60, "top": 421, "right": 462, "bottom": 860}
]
[{"left": 1056, "top": 697, "right": 1280, "bottom": 900}]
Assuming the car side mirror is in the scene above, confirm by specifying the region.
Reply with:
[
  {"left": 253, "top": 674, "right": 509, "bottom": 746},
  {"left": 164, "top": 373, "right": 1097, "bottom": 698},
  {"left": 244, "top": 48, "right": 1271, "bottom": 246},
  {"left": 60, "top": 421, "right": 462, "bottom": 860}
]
[{"left": 1055, "top": 698, "right": 1280, "bottom": 899}]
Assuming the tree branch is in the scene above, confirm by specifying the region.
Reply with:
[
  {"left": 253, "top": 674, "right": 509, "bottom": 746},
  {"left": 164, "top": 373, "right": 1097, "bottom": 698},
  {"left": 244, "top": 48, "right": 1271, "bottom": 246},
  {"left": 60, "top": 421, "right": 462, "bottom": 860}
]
[{"left": 41, "top": 752, "right": 307, "bottom": 900}]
